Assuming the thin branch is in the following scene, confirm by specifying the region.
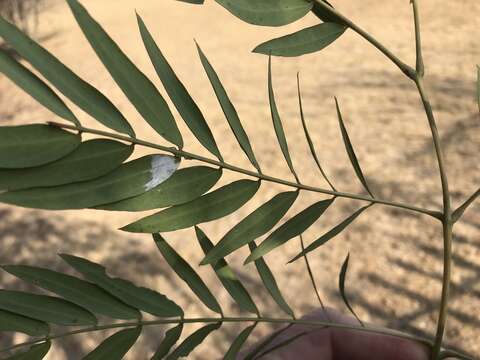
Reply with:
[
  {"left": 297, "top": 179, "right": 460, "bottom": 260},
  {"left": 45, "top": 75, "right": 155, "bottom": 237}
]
[
  {"left": 0, "top": 316, "right": 465, "bottom": 356},
  {"left": 48, "top": 121, "right": 442, "bottom": 220},
  {"left": 452, "top": 187, "right": 480, "bottom": 223},
  {"left": 312, "top": 0, "right": 416, "bottom": 80},
  {"left": 411, "top": 0, "right": 425, "bottom": 76}
]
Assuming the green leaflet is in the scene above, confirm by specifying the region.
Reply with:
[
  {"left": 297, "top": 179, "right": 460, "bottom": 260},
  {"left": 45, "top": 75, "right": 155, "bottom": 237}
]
[
  {"left": 0, "top": 124, "right": 80, "bottom": 169},
  {"left": 98, "top": 166, "right": 221, "bottom": 212},
  {"left": 176, "top": 0, "right": 204, "bottom": 3},
  {"left": 246, "top": 199, "right": 334, "bottom": 263},
  {"left": 137, "top": 15, "right": 221, "bottom": 158},
  {"left": 0, "top": 139, "right": 133, "bottom": 191},
  {"left": 254, "top": 22, "right": 346, "bottom": 57},
  {"left": 0, "top": 16, "right": 133, "bottom": 136},
  {"left": 66, "top": 0, "right": 182, "bottom": 146},
  {"left": 5, "top": 341, "right": 51, "bottom": 360},
  {"left": 154, "top": 234, "right": 222, "bottom": 314},
  {"left": 223, "top": 324, "right": 256, "bottom": 360},
  {"left": 335, "top": 98, "right": 374, "bottom": 197},
  {"left": 297, "top": 74, "right": 335, "bottom": 191},
  {"left": 312, "top": 1, "right": 344, "bottom": 24},
  {"left": 60, "top": 254, "right": 183, "bottom": 318},
  {"left": 215, "top": 0, "right": 313, "bottom": 27},
  {"left": 122, "top": 179, "right": 260, "bottom": 233},
  {"left": 289, "top": 205, "right": 372, "bottom": 263},
  {"left": 151, "top": 324, "right": 184, "bottom": 360},
  {"left": 0, "top": 290, "right": 97, "bottom": 326},
  {"left": 166, "top": 323, "right": 221, "bottom": 359},
  {"left": 83, "top": 327, "right": 141, "bottom": 360},
  {"left": 0, "top": 310, "right": 49, "bottom": 336},
  {"left": 0, "top": 50, "right": 79, "bottom": 125},
  {"left": 0, "top": 155, "right": 179, "bottom": 210},
  {"left": 196, "top": 43, "right": 261, "bottom": 172},
  {"left": 268, "top": 56, "right": 298, "bottom": 180},
  {"left": 248, "top": 242, "right": 294, "bottom": 317},
  {"left": 2, "top": 265, "right": 140, "bottom": 320},
  {"left": 201, "top": 191, "right": 299, "bottom": 265},
  {"left": 195, "top": 227, "right": 258, "bottom": 315},
  {"left": 339, "top": 253, "right": 364, "bottom": 326}
]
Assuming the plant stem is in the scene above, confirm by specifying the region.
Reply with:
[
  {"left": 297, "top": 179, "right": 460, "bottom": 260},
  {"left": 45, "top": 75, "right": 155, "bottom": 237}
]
[
  {"left": 411, "top": 1, "right": 453, "bottom": 356},
  {"left": 1, "top": 316, "right": 471, "bottom": 358},
  {"left": 48, "top": 121, "right": 441, "bottom": 220},
  {"left": 312, "top": 0, "right": 416, "bottom": 80}
]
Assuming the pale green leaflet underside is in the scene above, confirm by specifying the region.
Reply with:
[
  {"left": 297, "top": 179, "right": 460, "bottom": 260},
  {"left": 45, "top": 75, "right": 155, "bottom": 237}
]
[
  {"left": 137, "top": 15, "right": 221, "bottom": 159},
  {"left": 0, "top": 139, "right": 133, "bottom": 191},
  {"left": 195, "top": 227, "right": 259, "bottom": 315},
  {"left": 0, "top": 50, "right": 79, "bottom": 125},
  {"left": 215, "top": 0, "right": 313, "bottom": 27},
  {"left": 0, "top": 155, "right": 179, "bottom": 209},
  {"left": 0, "top": 124, "right": 80, "bottom": 169},
  {"left": 66, "top": 0, "right": 182, "bottom": 147},
  {"left": 154, "top": 234, "right": 222, "bottom": 314},
  {"left": 0, "top": 290, "right": 97, "bottom": 326},
  {"left": 0, "top": 15, "right": 134, "bottom": 136},
  {"left": 60, "top": 254, "right": 183, "bottom": 318},
  {"left": 201, "top": 191, "right": 299, "bottom": 265},
  {"left": 97, "top": 166, "right": 222, "bottom": 212},
  {"left": 2, "top": 265, "right": 141, "bottom": 320},
  {"left": 254, "top": 22, "right": 347, "bottom": 57},
  {"left": 83, "top": 327, "right": 141, "bottom": 360},
  {"left": 0, "top": 310, "right": 49, "bottom": 336},
  {"left": 123, "top": 179, "right": 260, "bottom": 233}
]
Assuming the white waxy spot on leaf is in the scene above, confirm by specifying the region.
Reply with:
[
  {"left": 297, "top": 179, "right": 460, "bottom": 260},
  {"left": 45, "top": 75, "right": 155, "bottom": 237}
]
[{"left": 145, "top": 155, "right": 179, "bottom": 191}]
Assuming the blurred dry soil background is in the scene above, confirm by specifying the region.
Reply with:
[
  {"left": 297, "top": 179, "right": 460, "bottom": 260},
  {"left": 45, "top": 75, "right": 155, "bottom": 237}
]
[{"left": 0, "top": 0, "right": 479, "bottom": 358}]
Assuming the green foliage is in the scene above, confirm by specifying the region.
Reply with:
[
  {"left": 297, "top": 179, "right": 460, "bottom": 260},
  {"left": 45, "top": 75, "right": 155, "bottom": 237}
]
[{"left": 0, "top": 0, "right": 476, "bottom": 359}]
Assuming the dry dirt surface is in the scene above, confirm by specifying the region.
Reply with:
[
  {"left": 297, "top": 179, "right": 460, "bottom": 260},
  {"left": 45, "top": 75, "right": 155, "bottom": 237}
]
[{"left": 0, "top": 0, "right": 479, "bottom": 359}]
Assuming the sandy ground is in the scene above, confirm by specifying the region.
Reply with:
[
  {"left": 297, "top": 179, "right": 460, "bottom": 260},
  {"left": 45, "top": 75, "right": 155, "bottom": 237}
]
[{"left": 0, "top": 0, "right": 479, "bottom": 359}]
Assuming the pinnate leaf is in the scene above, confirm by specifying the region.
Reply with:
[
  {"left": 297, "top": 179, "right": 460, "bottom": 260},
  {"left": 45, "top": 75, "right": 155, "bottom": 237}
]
[
  {"left": 0, "top": 50, "right": 79, "bottom": 125},
  {"left": 195, "top": 227, "right": 258, "bottom": 315},
  {"left": 60, "top": 254, "right": 183, "bottom": 318},
  {"left": 215, "top": 0, "right": 313, "bottom": 27},
  {"left": 67, "top": 0, "right": 182, "bottom": 146},
  {"left": 0, "top": 290, "right": 97, "bottom": 326},
  {"left": 0, "top": 124, "right": 80, "bottom": 169},
  {"left": 154, "top": 234, "right": 222, "bottom": 314},
  {"left": 83, "top": 327, "right": 141, "bottom": 360},
  {"left": 2, "top": 265, "right": 140, "bottom": 320},
  {"left": 246, "top": 198, "right": 334, "bottom": 263},
  {"left": 0, "top": 155, "right": 179, "bottom": 210},
  {"left": 122, "top": 179, "right": 260, "bottom": 233},
  {"left": 167, "top": 323, "right": 221, "bottom": 359},
  {"left": 151, "top": 324, "right": 184, "bottom": 360},
  {"left": 98, "top": 166, "right": 221, "bottom": 212},
  {"left": 0, "top": 15, "right": 134, "bottom": 136},
  {"left": 289, "top": 204, "right": 372, "bottom": 263},
  {"left": 137, "top": 15, "right": 221, "bottom": 158},
  {"left": 5, "top": 341, "right": 51, "bottom": 360},
  {"left": 201, "top": 190, "right": 299, "bottom": 265},
  {"left": 196, "top": 43, "right": 261, "bottom": 172},
  {"left": 0, "top": 310, "right": 49, "bottom": 336},
  {"left": 254, "top": 23, "right": 346, "bottom": 57},
  {"left": 0, "top": 139, "right": 133, "bottom": 191},
  {"left": 248, "top": 242, "right": 294, "bottom": 317}
]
